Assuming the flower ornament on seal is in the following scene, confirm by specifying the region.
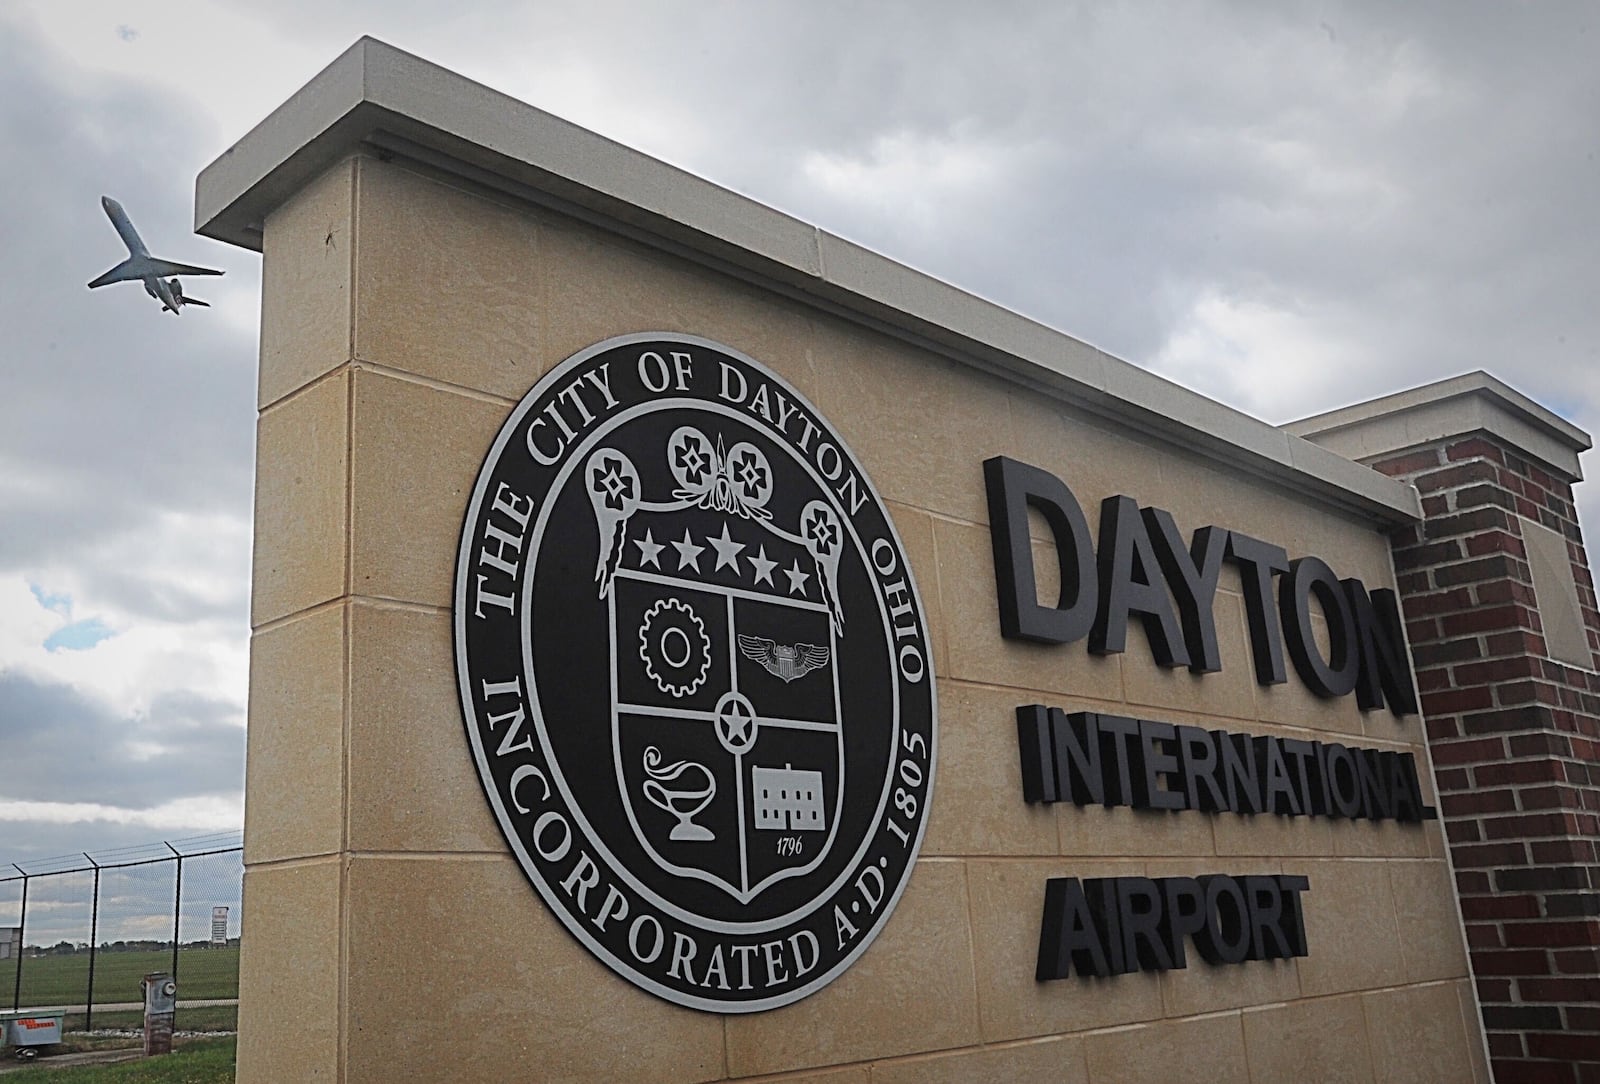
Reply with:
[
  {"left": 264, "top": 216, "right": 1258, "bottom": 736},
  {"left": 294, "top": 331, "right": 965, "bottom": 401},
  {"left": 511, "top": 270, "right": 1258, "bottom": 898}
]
[
  {"left": 669, "top": 427, "right": 720, "bottom": 502},
  {"left": 587, "top": 447, "right": 641, "bottom": 596},
  {"left": 801, "top": 499, "right": 845, "bottom": 633},
  {"left": 725, "top": 441, "right": 774, "bottom": 519}
]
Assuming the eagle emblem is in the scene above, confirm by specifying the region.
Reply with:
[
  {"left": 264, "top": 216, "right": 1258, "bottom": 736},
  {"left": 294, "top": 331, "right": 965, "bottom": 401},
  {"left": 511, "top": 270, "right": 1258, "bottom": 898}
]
[{"left": 737, "top": 635, "right": 831, "bottom": 683}]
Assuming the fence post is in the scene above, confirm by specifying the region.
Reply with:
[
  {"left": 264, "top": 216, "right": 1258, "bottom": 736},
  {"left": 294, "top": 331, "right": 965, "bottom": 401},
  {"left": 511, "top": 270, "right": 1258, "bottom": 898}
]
[
  {"left": 83, "top": 854, "right": 99, "bottom": 1032},
  {"left": 10, "top": 865, "right": 25, "bottom": 1012},
  {"left": 166, "top": 842, "right": 183, "bottom": 1027}
]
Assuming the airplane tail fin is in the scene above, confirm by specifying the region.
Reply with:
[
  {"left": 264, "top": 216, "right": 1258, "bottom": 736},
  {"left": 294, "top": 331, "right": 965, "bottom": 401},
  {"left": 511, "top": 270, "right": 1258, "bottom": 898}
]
[{"left": 170, "top": 278, "right": 210, "bottom": 309}]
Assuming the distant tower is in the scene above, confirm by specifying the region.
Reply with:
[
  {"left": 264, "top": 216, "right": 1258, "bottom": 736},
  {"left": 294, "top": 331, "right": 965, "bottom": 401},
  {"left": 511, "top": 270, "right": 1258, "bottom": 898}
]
[{"left": 210, "top": 906, "right": 229, "bottom": 946}]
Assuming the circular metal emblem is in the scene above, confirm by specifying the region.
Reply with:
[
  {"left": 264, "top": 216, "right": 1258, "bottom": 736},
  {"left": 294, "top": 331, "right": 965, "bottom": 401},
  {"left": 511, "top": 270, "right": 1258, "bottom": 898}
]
[{"left": 455, "top": 334, "right": 937, "bottom": 1012}]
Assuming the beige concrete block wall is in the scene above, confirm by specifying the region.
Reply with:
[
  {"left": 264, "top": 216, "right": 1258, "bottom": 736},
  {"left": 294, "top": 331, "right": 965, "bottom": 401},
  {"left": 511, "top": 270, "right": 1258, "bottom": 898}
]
[{"left": 241, "top": 154, "right": 1485, "bottom": 1082}]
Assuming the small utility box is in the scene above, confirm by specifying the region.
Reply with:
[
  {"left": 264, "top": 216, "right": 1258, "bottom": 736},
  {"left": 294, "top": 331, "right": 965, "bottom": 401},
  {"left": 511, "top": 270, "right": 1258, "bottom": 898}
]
[
  {"left": 141, "top": 973, "right": 176, "bottom": 1056},
  {"left": 2, "top": 1011, "right": 64, "bottom": 1060}
]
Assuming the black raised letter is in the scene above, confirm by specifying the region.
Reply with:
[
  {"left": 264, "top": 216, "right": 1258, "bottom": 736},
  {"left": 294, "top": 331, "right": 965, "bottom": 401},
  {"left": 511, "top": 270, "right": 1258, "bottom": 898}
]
[
  {"left": 1345, "top": 580, "right": 1419, "bottom": 716},
  {"left": 984, "top": 457, "right": 1098, "bottom": 644},
  {"left": 1225, "top": 533, "right": 1290, "bottom": 685},
  {"left": 1144, "top": 512, "right": 1228, "bottom": 673},
  {"left": 1280, "top": 557, "right": 1360, "bottom": 698},
  {"left": 1091, "top": 497, "right": 1190, "bottom": 667}
]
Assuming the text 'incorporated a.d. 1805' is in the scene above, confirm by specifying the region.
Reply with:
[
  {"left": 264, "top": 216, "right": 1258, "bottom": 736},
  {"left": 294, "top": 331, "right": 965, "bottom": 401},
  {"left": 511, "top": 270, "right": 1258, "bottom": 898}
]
[{"left": 454, "top": 334, "right": 937, "bottom": 1012}]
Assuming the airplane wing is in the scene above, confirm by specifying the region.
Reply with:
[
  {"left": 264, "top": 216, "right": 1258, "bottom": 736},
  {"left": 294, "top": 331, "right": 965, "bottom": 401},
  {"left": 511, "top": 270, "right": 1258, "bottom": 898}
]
[
  {"left": 143, "top": 259, "right": 223, "bottom": 278},
  {"left": 87, "top": 259, "right": 143, "bottom": 288},
  {"left": 88, "top": 257, "right": 223, "bottom": 289}
]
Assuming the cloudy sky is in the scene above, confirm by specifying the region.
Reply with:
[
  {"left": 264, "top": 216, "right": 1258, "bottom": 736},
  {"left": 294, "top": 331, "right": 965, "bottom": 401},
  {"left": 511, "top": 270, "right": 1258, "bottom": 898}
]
[{"left": 1, "top": 2, "right": 1597, "bottom": 885}]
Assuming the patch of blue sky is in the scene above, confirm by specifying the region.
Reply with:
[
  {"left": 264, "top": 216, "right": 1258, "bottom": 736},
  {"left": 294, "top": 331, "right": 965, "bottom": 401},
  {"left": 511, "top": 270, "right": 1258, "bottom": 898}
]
[
  {"left": 44, "top": 618, "right": 114, "bottom": 652},
  {"left": 29, "top": 584, "right": 71, "bottom": 615}
]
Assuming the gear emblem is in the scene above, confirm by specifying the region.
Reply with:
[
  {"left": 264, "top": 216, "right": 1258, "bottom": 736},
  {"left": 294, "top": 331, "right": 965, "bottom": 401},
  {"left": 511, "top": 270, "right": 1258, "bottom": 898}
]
[{"left": 639, "top": 597, "right": 712, "bottom": 697}]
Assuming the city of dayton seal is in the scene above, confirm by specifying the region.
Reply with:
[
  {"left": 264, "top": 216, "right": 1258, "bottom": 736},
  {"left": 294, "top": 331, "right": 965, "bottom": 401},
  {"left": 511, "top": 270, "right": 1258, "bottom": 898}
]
[{"left": 454, "top": 334, "right": 937, "bottom": 1012}]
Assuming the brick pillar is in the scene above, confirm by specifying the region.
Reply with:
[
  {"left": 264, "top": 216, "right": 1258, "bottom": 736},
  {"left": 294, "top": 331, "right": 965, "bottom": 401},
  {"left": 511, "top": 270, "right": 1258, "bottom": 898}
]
[{"left": 1290, "top": 374, "right": 1600, "bottom": 1082}]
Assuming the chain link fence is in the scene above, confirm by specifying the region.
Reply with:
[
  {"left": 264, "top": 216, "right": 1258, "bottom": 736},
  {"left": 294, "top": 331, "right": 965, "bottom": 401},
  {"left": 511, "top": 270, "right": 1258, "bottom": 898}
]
[{"left": 0, "top": 833, "right": 242, "bottom": 1033}]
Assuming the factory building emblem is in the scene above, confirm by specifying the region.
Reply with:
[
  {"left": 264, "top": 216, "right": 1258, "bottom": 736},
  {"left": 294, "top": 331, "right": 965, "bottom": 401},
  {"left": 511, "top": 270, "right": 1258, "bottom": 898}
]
[{"left": 455, "top": 334, "right": 937, "bottom": 1012}]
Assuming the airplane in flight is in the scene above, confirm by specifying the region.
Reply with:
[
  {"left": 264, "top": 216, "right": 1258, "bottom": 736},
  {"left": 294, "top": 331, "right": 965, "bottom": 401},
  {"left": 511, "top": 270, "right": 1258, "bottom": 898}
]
[{"left": 87, "top": 196, "right": 223, "bottom": 314}]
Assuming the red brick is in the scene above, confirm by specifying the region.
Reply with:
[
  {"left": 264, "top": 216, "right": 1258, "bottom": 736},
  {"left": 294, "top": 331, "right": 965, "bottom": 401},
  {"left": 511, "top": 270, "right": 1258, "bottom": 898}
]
[
  {"left": 1509, "top": 732, "right": 1572, "bottom": 758},
  {"left": 1478, "top": 976, "right": 1515, "bottom": 1001},
  {"left": 1460, "top": 704, "right": 1557, "bottom": 735},
  {"left": 1484, "top": 1004, "right": 1565, "bottom": 1031},
  {"left": 1569, "top": 1005, "right": 1600, "bottom": 1030},
  {"left": 1393, "top": 539, "right": 1464, "bottom": 571},
  {"left": 1397, "top": 570, "right": 1430, "bottom": 592},
  {"left": 1427, "top": 506, "right": 1513, "bottom": 539},
  {"left": 1413, "top": 639, "right": 1483, "bottom": 667},
  {"left": 1422, "top": 686, "right": 1496, "bottom": 715},
  {"left": 1483, "top": 812, "right": 1578, "bottom": 840},
  {"left": 1404, "top": 586, "right": 1476, "bottom": 616},
  {"left": 1486, "top": 630, "right": 1548, "bottom": 656},
  {"left": 1454, "top": 656, "right": 1541, "bottom": 684},
  {"left": 1467, "top": 922, "right": 1505, "bottom": 948},
  {"left": 1487, "top": 1034, "right": 1525, "bottom": 1058},
  {"left": 1524, "top": 790, "right": 1587, "bottom": 815},
  {"left": 1426, "top": 716, "right": 1461, "bottom": 741},
  {"left": 1463, "top": 895, "right": 1542, "bottom": 920},
  {"left": 1477, "top": 579, "right": 1540, "bottom": 606},
  {"left": 1473, "top": 948, "right": 1552, "bottom": 975},
  {"left": 1528, "top": 1032, "right": 1600, "bottom": 1061},
  {"left": 1475, "top": 761, "right": 1566, "bottom": 786},
  {"left": 1406, "top": 616, "right": 1438, "bottom": 643},
  {"left": 1451, "top": 841, "right": 1529, "bottom": 868},
  {"left": 1416, "top": 460, "right": 1500, "bottom": 492},
  {"left": 1431, "top": 736, "right": 1510, "bottom": 765},
  {"left": 1519, "top": 976, "right": 1600, "bottom": 1000},
  {"left": 1504, "top": 920, "right": 1600, "bottom": 948},
  {"left": 1493, "top": 1058, "right": 1579, "bottom": 1084},
  {"left": 1415, "top": 667, "right": 1452, "bottom": 692},
  {"left": 1497, "top": 681, "right": 1565, "bottom": 709},
  {"left": 1373, "top": 448, "right": 1444, "bottom": 476},
  {"left": 1440, "top": 604, "right": 1537, "bottom": 636},
  {"left": 1441, "top": 788, "right": 1519, "bottom": 816},
  {"left": 1421, "top": 493, "right": 1449, "bottom": 515},
  {"left": 1435, "top": 555, "right": 1524, "bottom": 587},
  {"left": 1447, "top": 437, "right": 1508, "bottom": 465},
  {"left": 1555, "top": 947, "right": 1600, "bottom": 973},
  {"left": 1460, "top": 483, "right": 1522, "bottom": 512},
  {"left": 1447, "top": 818, "right": 1483, "bottom": 843},
  {"left": 1468, "top": 530, "right": 1529, "bottom": 558}
]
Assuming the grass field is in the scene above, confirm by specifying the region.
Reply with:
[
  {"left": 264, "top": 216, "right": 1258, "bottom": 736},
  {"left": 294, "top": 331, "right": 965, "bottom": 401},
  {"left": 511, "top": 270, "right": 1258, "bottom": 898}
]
[
  {"left": 2, "top": 1036, "right": 235, "bottom": 1082},
  {"left": 0, "top": 947, "right": 239, "bottom": 1008}
]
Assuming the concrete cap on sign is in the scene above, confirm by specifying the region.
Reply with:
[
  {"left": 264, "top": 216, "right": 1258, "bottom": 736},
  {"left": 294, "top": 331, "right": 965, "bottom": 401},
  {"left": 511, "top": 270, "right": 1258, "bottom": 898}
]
[
  {"left": 1287, "top": 370, "right": 1592, "bottom": 483},
  {"left": 196, "top": 36, "right": 1421, "bottom": 526}
]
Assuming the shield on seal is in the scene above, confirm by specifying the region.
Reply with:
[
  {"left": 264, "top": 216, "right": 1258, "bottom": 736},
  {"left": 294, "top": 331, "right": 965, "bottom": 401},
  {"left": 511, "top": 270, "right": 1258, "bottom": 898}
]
[{"left": 591, "top": 428, "right": 847, "bottom": 904}]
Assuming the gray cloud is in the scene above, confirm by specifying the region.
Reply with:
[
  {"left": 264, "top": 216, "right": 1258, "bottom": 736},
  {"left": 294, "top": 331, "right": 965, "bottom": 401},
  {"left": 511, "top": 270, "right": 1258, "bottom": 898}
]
[
  {"left": 0, "top": 674, "right": 242, "bottom": 808},
  {"left": 220, "top": 4, "right": 1600, "bottom": 445},
  {"left": 0, "top": 21, "right": 257, "bottom": 607},
  {"left": 5, "top": 2, "right": 1599, "bottom": 871}
]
